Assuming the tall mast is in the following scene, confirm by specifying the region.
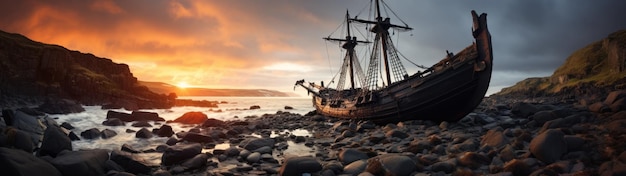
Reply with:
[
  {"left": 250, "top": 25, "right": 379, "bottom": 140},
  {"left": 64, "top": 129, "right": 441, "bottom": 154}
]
[
  {"left": 351, "top": 0, "right": 412, "bottom": 88},
  {"left": 346, "top": 11, "right": 356, "bottom": 89},
  {"left": 375, "top": 0, "right": 392, "bottom": 86},
  {"left": 324, "top": 10, "right": 370, "bottom": 90}
]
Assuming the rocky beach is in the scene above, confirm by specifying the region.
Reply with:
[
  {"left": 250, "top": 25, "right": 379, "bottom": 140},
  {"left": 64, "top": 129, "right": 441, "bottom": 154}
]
[
  {"left": 2, "top": 90, "right": 626, "bottom": 176},
  {"left": 1, "top": 5, "right": 626, "bottom": 176}
]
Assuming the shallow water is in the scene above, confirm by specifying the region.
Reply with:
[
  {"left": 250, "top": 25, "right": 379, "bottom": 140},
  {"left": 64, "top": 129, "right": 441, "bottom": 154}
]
[{"left": 49, "top": 97, "right": 315, "bottom": 154}]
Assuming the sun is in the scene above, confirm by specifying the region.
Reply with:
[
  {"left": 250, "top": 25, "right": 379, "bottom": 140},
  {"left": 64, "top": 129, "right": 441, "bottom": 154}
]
[{"left": 176, "top": 81, "right": 191, "bottom": 89}]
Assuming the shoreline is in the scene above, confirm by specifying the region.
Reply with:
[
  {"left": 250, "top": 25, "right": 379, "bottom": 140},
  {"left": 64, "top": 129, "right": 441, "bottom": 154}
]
[{"left": 1, "top": 93, "right": 626, "bottom": 175}]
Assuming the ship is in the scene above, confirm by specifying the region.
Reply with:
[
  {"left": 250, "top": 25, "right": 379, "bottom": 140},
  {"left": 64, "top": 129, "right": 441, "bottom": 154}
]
[{"left": 296, "top": 0, "right": 493, "bottom": 124}]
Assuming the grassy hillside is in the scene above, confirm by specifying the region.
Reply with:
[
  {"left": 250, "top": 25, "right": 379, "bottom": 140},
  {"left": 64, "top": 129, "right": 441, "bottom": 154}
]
[{"left": 498, "top": 30, "right": 626, "bottom": 96}]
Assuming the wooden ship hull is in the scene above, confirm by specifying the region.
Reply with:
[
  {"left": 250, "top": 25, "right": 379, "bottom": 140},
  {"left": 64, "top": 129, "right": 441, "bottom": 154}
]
[{"left": 297, "top": 8, "right": 492, "bottom": 124}]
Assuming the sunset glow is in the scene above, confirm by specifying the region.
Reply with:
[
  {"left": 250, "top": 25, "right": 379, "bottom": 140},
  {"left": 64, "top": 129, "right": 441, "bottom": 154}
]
[
  {"left": 2, "top": 0, "right": 625, "bottom": 96},
  {"left": 176, "top": 82, "right": 191, "bottom": 89}
]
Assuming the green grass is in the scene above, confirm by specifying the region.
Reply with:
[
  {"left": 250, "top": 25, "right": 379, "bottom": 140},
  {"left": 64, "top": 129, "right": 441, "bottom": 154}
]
[{"left": 498, "top": 30, "right": 626, "bottom": 96}]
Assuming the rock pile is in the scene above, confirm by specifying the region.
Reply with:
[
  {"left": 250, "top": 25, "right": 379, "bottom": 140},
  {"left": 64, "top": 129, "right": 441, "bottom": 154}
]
[{"left": 2, "top": 90, "right": 626, "bottom": 175}]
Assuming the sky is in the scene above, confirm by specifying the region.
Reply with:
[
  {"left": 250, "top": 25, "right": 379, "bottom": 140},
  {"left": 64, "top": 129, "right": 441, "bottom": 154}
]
[{"left": 1, "top": 0, "right": 625, "bottom": 97}]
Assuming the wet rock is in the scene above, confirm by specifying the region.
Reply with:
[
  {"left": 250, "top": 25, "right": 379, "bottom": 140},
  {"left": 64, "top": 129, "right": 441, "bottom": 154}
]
[
  {"left": 37, "top": 124, "right": 72, "bottom": 157},
  {"left": 385, "top": 129, "right": 409, "bottom": 139},
  {"left": 172, "top": 112, "right": 208, "bottom": 124},
  {"left": 253, "top": 146, "right": 273, "bottom": 154},
  {"left": 0, "top": 147, "right": 62, "bottom": 176},
  {"left": 201, "top": 118, "right": 225, "bottom": 128},
  {"left": 250, "top": 105, "right": 261, "bottom": 110},
  {"left": 284, "top": 106, "right": 294, "bottom": 110},
  {"left": 106, "top": 111, "right": 132, "bottom": 121},
  {"left": 503, "top": 159, "right": 530, "bottom": 176},
  {"left": 610, "top": 98, "right": 626, "bottom": 112},
  {"left": 481, "top": 127, "right": 508, "bottom": 149},
  {"left": 152, "top": 169, "right": 172, "bottom": 176},
  {"left": 121, "top": 143, "right": 141, "bottom": 153},
  {"left": 81, "top": 128, "right": 101, "bottom": 139},
  {"left": 277, "top": 156, "right": 322, "bottom": 175},
  {"left": 131, "top": 121, "right": 152, "bottom": 127},
  {"left": 430, "top": 160, "right": 456, "bottom": 174},
  {"left": 166, "top": 137, "right": 178, "bottom": 146},
  {"left": 239, "top": 137, "right": 275, "bottom": 151},
  {"left": 49, "top": 149, "right": 109, "bottom": 176},
  {"left": 162, "top": 143, "right": 202, "bottom": 166},
  {"left": 101, "top": 129, "right": 118, "bottom": 139},
  {"left": 365, "top": 154, "right": 416, "bottom": 176},
  {"left": 339, "top": 148, "right": 369, "bottom": 165},
  {"left": 182, "top": 132, "right": 212, "bottom": 143},
  {"left": 530, "top": 129, "right": 567, "bottom": 164},
  {"left": 540, "top": 115, "right": 583, "bottom": 132},
  {"left": 102, "top": 118, "right": 125, "bottom": 126},
  {"left": 12, "top": 110, "right": 45, "bottom": 145},
  {"left": 406, "top": 140, "right": 433, "bottom": 154},
  {"left": 224, "top": 146, "right": 240, "bottom": 157},
  {"left": 131, "top": 111, "right": 164, "bottom": 121},
  {"left": 68, "top": 131, "right": 80, "bottom": 141},
  {"left": 246, "top": 152, "right": 261, "bottom": 163},
  {"left": 531, "top": 110, "right": 558, "bottom": 125},
  {"left": 156, "top": 125, "right": 174, "bottom": 137},
  {"left": 110, "top": 150, "right": 152, "bottom": 175},
  {"left": 511, "top": 102, "right": 539, "bottom": 118},
  {"left": 564, "top": 135, "right": 585, "bottom": 152},
  {"left": 604, "top": 90, "right": 626, "bottom": 106},
  {"left": 458, "top": 152, "right": 490, "bottom": 169},
  {"left": 589, "top": 102, "right": 611, "bottom": 113},
  {"left": 135, "top": 128, "right": 153, "bottom": 139},
  {"left": 36, "top": 98, "right": 85, "bottom": 114},
  {"left": 0, "top": 127, "right": 34, "bottom": 152},
  {"left": 181, "top": 154, "right": 208, "bottom": 170},
  {"left": 343, "top": 159, "right": 367, "bottom": 175},
  {"left": 60, "top": 122, "right": 74, "bottom": 130}
]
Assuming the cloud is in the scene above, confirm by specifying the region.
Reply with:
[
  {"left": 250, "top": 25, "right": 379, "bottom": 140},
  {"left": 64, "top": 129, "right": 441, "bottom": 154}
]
[{"left": 1, "top": 0, "right": 625, "bottom": 95}]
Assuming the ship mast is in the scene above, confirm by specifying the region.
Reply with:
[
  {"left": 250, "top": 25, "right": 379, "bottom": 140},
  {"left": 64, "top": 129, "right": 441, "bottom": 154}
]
[
  {"left": 324, "top": 10, "right": 369, "bottom": 90},
  {"left": 351, "top": 0, "right": 412, "bottom": 89}
]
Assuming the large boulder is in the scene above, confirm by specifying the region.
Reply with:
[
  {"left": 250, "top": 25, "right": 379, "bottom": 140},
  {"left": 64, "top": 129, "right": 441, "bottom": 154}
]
[
  {"left": 0, "top": 147, "right": 62, "bottom": 176},
  {"left": 239, "top": 137, "right": 275, "bottom": 151},
  {"left": 156, "top": 124, "right": 174, "bottom": 137},
  {"left": 135, "top": 128, "right": 153, "bottom": 139},
  {"left": 365, "top": 154, "right": 416, "bottom": 176},
  {"left": 36, "top": 99, "right": 85, "bottom": 114},
  {"left": 131, "top": 111, "right": 164, "bottom": 121},
  {"left": 106, "top": 110, "right": 164, "bottom": 122},
  {"left": 529, "top": 129, "right": 567, "bottom": 164},
  {"left": 182, "top": 132, "right": 212, "bottom": 143},
  {"left": 49, "top": 149, "right": 109, "bottom": 176},
  {"left": 172, "top": 112, "right": 208, "bottom": 124},
  {"left": 1, "top": 127, "right": 35, "bottom": 152},
  {"left": 106, "top": 111, "right": 132, "bottom": 122},
  {"left": 38, "top": 125, "right": 72, "bottom": 157},
  {"left": 279, "top": 156, "right": 322, "bottom": 176},
  {"left": 339, "top": 148, "right": 370, "bottom": 165},
  {"left": 181, "top": 153, "right": 209, "bottom": 170},
  {"left": 162, "top": 143, "right": 203, "bottom": 166},
  {"left": 101, "top": 129, "right": 118, "bottom": 139},
  {"left": 110, "top": 150, "right": 153, "bottom": 175},
  {"left": 12, "top": 109, "right": 45, "bottom": 145},
  {"left": 480, "top": 127, "right": 508, "bottom": 149},
  {"left": 102, "top": 118, "right": 126, "bottom": 126},
  {"left": 81, "top": 128, "right": 101, "bottom": 139}
]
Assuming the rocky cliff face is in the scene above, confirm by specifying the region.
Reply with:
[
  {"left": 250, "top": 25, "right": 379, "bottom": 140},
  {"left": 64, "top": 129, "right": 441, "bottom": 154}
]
[
  {"left": 497, "top": 30, "right": 626, "bottom": 100},
  {"left": 0, "top": 30, "right": 173, "bottom": 109}
]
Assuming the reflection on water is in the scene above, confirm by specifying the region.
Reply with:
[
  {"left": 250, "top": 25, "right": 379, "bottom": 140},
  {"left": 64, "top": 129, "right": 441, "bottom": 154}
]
[{"left": 47, "top": 97, "right": 316, "bottom": 165}]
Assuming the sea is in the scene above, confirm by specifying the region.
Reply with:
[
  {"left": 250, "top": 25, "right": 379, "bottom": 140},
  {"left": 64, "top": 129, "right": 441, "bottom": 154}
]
[{"left": 48, "top": 96, "right": 315, "bottom": 161}]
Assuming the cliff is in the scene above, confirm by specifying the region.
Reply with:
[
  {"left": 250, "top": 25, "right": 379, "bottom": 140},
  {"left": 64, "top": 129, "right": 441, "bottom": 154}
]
[
  {"left": 497, "top": 30, "right": 626, "bottom": 99},
  {"left": 0, "top": 30, "right": 174, "bottom": 109}
]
